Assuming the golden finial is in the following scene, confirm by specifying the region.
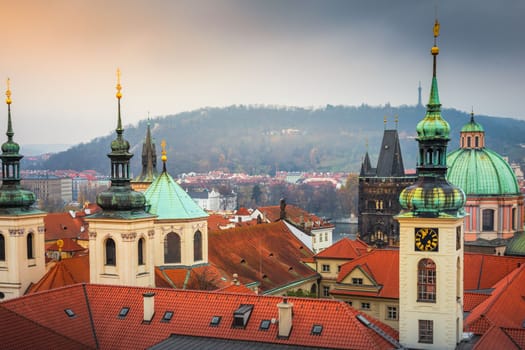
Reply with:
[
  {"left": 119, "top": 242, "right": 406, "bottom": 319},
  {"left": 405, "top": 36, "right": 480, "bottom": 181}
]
[
  {"left": 394, "top": 115, "right": 399, "bottom": 129},
  {"left": 161, "top": 139, "right": 167, "bottom": 163},
  {"left": 5, "top": 78, "right": 12, "bottom": 105},
  {"left": 384, "top": 116, "right": 387, "bottom": 129},
  {"left": 116, "top": 68, "right": 122, "bottom": 100},
  {"left": 433, "top": 19, "right": 440, "bottom": 38}
]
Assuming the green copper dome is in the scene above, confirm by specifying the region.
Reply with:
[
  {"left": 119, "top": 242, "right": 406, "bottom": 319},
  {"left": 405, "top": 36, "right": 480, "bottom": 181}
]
[
  {"left": 144, "top": 169, "right": 208, "bottom": 220},
  {"left": 460, "top": 118, "right": 484, "bottom": 133},
  {"left": 399, "top": 178, "right": 466, "bottom": 217},
  {"left": 447, "top": 148, "right": 519, "bottom": 196}
]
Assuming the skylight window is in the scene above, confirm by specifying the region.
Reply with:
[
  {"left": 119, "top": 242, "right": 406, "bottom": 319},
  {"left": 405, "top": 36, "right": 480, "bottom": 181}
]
[
  {"left": 259, "top": 319, "right": 271, "bottom": 331},
  {"left": 210, "top": 316, "right": 222, "bottom": 327},
  {"left": 311, "top": 324, "right": 323, "bottom": 336},
  {"left": 64, "top": 309, "right": 76, "bottom": 318},
  {"left": 162, "top": 311, "right": 174, "bottom": 322},
  {"left": 118, "top": 307, "right": 130, "bottom": 318}
]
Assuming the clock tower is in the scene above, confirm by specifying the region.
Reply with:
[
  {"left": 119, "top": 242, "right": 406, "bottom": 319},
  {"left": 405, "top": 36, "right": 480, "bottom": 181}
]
[{"left": 396, "top": 20, "right": 466, "bottom": 349}]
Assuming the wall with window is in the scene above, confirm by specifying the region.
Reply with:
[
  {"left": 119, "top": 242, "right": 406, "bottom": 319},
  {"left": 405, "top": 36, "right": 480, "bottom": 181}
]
[{"left": 0, "top": 214, "right": 46, "bottom": 301}]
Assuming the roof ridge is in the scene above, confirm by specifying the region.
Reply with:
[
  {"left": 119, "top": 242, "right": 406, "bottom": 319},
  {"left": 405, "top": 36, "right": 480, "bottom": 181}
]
[{"left": 82, "top": 283, "right": 99, "bottom": 349}]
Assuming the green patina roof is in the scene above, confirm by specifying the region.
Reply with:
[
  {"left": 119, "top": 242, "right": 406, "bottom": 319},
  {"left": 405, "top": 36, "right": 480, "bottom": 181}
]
[
  {"left": 461, "top": 117, "right": 484, "bottom": 133},
  {"left": 416, "top": 77, "right": 451, "bottom": 141},
  {"left": 505, "top": 232, "right": 525, "bottom": 256},
  {"left": 144, "top": 170, "right": 208, "bottom": 220},
  {"left": 447, "top": 148, "right": 520, "bottom": 196}
]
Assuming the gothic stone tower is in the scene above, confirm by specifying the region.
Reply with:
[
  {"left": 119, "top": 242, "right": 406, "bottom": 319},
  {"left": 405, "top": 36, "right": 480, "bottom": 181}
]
[
  {"left": 0, "top": 80, "right": 46, "bottom": 301},
  {"left": 358, "top": 126, "right": 416, "bottom": 247},
  {"left": 396, "top": 21, "right": 466, "bottom": 349},
  {"left": 87, "top": 70, "right": 156, "bottom": 287}
]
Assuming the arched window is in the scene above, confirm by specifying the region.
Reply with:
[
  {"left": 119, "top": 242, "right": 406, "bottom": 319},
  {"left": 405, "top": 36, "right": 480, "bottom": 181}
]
[
  {"left": 512, "top": 208, "right": 517, "bottom": 231},
  {"left": 475, "top": 136, "right": 479, "bottom": 148},
  {"left": 138, "top": 238, "right": 145, "bottom": 265},
  {"left": 164, "top": 232, "right": 181, "bottom": 264},
  {"left": 105, "top": 238, "right": 116, "bottom": 266},
  {"left": 417, "top": 259, "right": 436, "bottom": 302},
  {"left": 482, "top": 209, "right": 495, "bottom": 231},
  {"left": 194, "top": 230, "right": 203, "bottom": 262},
  {"left": 0, "top": 234, "right": 5, "bottom": 261},
  {"left": 27, "top": 233, "right": 34, "bottom": 259},
  {"left": 467, "top": 137, "right": 471, "bottom": 148}
]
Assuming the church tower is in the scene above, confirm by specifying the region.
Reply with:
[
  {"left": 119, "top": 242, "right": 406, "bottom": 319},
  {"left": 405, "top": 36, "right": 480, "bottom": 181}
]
[
  {"left": 396, "top": 21, "right": 466, "bottom": 349},
  {"left": 131, "top": 118, "right": 158, "bottom": 192},
  {"left": 0, "top": 79, "right": 46, "bottom": 301},
  {"left": 86, "top": 70, "right": 156, "bottom": 287},
  {"left": 144, "top": 141, "right": 208, "bottom": 269}
]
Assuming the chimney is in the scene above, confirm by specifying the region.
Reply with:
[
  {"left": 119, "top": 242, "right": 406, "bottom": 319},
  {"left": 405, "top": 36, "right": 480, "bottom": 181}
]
[
  {"left": 143, "top": 292, "right": 155, "bottom": 322},
  {"left": 277, "top": 297, "right": 293, "bottom": 338}
]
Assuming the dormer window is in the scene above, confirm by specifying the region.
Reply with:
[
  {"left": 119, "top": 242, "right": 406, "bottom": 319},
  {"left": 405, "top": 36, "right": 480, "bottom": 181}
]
[{"left": 232, "top": 304, "right": 254, "bottom": 329}]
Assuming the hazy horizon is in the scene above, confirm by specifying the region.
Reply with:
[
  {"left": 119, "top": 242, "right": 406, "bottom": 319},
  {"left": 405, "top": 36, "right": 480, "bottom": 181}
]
[{"left": 1, "top": 0, "right": 523, "bottom": 145}]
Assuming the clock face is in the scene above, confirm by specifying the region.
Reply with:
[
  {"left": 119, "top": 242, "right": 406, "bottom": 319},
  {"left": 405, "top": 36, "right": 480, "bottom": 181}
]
[{"left": 414, "top": 227, "right": 439, "bottom": 251}]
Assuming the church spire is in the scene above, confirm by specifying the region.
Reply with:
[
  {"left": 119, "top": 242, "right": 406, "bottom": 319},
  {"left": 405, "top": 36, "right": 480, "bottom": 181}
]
[
  {"left": 0, "top": 79, "right": 37, "bottom": 209},
  {"left": 95, "top": 70, "right": 146, "bottom": 212},
  {"left": 399, "top": 19, "right": 465, "bottom": 218}
]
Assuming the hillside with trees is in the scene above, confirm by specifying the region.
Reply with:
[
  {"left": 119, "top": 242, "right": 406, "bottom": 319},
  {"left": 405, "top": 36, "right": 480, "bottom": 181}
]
[{"left": 32, "top": 104, "right": 525, "bottom": 176}]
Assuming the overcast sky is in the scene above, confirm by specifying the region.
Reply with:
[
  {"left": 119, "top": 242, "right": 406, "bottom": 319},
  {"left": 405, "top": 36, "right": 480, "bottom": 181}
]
[{"left": 0, "top": 0, "right": 523, "bottom": 145}]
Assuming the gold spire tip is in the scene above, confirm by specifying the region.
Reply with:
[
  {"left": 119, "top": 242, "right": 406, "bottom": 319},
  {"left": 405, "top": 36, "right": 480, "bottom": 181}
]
[
  {"left": 116, "top": 68, "right": 122, "bottom": 100},
  {"left": 433, "top": 19, "right": 440, "bottom": 38},
  {"left": 5, "top": 78, "right": 12, "bottom": 105},
  {"left": 161, "top": 139, "right": 167, "bottom": 162}
]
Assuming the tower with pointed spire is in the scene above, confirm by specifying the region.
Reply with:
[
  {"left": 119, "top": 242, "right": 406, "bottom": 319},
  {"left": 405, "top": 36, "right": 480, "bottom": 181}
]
[
  {"left": 131, "top": 118, "right": 158, "bottom": 192},
  {"left": 396, "top": 20, "right": 466, "bottom": 349},
  {"left": 86, "top": 70, "right": 156, "bottom": 287},
  {"left": 0, "top": 79, "right": 46, "bottom": 301},
  {"left": 358, "top": 118, "right": 416, "bottom": 247}
]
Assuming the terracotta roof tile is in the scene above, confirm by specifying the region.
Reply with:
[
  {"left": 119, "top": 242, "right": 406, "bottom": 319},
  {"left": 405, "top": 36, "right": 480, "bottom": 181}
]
[
  {"left": 335, "top": 250, "right": 399, "bottom": 299},
  {"left": 0, "top": 304, "right": 94, "bottom": 350},
  {"left": 464, "top": 253, "right": 525, "bottom": 291},
  {"left": 3, "top": 284, "right": 98, "bottom": 348},
  {"left": 236, "top": 207, "right": 251, "bottom": 216},
  {"left": 44, "top": 212, "right": 88, "bottom": 241},
  {"left": 217, "top": 284, "right": 256, "bottom": 294},
  {"left": 465, "top": 263, "right": 525, "bottom": 334},
  {"left": 257, "top": 205, "right": 333, "bottom": 228},
  {"left": 503, "top": 328, "right": 525, "bottom": 350},
  {"left": 208, "top": 221, "right": 318, "bottom": 292},
  {"left": 315, "top": 237, "right": 370, "bottom": 259},
  {"left": 28, "top": 255, "right": 90, "bottom": 294},
  {"left": 472, "top": 326, "right": 521, "bottom": 350},
  {"left": 3, "top": 284, "right": 398, "bottom": 350},
  {"left": 463, "top": 292, "right": 491, "bottom": 312}
]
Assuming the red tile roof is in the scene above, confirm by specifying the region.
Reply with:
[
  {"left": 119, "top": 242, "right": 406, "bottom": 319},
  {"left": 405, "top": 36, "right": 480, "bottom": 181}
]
[
  {"left": 334, "top": 249, "right": 399, "bottom": 299},
  {"left": 463, "top": 292, "right": 491, "bottom": 312},
  {"left": 159, "top": 265, "right": 231, "bottom": 290},
  {"left": 236, "top": 207, "right": 251, "bottom": 215},
  {"left": 217, "top": 284, "right": 256, "bottom": 294},
  {"left": 0, "top": 305, "right": 94, "bottom": 350},
  {"left": 44, "top": 212, "right": 88, "bottom": 241},
  {"left": 208, "top": 221, "right": 318, "bottom": 293},
  {"left": 473, "top": 325, "right": 521, "bottom": 350},
  {"left": 28, "top": 255, "right": 90, "bottom": 294},
  {"left": 463, "top": 253, "right": 525, "bottom": 291},
  {"left": 465, "top": 263, "right": 525, "bottom": 335},
  {"left": 2, "top": 284, "right": 399, "bottom": 350},
  {"left": 257, "top": 204, "right": 333, "bottom": 229},
  {"left": 315, "top": 237, "right": 370, "bottom": 260}
]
